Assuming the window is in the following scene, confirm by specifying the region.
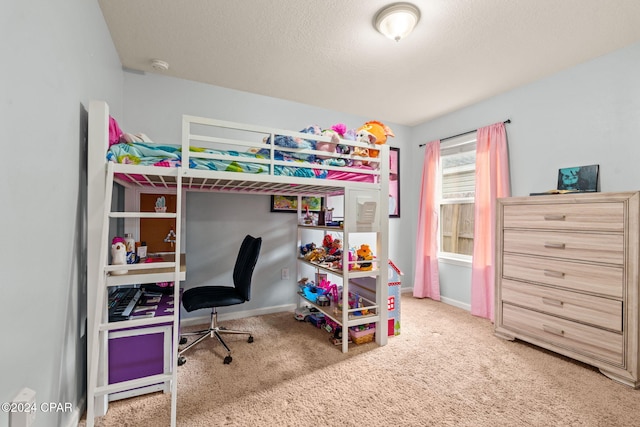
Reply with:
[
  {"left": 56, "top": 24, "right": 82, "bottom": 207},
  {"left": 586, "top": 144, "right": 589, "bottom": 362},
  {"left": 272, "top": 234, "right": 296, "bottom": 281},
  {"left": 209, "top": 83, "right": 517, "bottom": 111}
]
[{"left": 439, "top": 133, "right": 476, "bottom": 259}]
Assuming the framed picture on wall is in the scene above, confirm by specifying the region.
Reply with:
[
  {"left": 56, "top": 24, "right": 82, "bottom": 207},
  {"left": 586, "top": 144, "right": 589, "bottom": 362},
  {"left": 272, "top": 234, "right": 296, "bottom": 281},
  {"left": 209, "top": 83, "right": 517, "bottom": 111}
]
[
  {"left": 270, "top": 195, "right": 323, "bottom": 213},
  {"left": 389, "top": 147, "right": 400, "bottom": 217}
]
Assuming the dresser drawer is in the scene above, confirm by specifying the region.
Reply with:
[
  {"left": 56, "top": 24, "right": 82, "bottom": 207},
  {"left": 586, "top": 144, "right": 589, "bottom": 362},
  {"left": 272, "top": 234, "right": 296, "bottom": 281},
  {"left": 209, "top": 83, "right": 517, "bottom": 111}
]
[
  {"left": 501, "top": 279, "right": 622, "bottom": 331},
  {"left": 502, "top": 253, "right": 623, "bottom": 298},
  {"left": 503, "top": 229, "right": 624, "bottom": 265},
  {"left": 502, "top": 202, "right": 624, "bottom": 232},
  {"left": 501, "top": 304, "right": 623, "bottom": 365}
]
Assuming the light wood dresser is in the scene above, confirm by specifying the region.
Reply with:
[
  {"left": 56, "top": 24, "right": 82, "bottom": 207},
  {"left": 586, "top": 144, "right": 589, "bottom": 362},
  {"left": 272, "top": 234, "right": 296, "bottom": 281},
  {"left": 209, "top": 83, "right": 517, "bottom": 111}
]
[{"left": 494, "top": 191, "right": 640, "bottom": 388}]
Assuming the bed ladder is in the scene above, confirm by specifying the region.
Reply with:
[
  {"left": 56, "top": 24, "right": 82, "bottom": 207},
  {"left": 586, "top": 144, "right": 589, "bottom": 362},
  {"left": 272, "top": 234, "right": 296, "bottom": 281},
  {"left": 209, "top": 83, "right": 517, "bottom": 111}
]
[{"left": 86, "top": 161, "right": 183, "bottom": 427}]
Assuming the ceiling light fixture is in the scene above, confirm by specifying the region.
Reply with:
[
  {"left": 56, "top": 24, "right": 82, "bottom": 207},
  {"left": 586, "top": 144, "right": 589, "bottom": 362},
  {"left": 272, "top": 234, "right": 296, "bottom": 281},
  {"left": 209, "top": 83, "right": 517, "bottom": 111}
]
[
  {"left": 374, "top": 3, "right": 420, "bottom": 42},
  {"left": 151, "top": 59, "right": 169, "bottom": 71}
]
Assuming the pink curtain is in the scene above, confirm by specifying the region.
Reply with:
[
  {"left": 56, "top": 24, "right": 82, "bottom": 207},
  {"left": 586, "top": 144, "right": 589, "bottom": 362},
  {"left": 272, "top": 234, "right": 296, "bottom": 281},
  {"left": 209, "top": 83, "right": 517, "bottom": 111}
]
[
  {"left": 471, "top": 123, "right": 510, "bottom": 320},
  {"left": 413, "top": 141, "right": 441, "bottom": 300}
]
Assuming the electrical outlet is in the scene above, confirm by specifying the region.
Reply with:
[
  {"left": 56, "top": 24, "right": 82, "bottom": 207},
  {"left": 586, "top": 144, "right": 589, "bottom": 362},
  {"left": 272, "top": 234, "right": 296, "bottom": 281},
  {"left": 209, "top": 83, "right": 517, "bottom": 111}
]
[{"left": 281, "top": 268, "right": 289, "bottom": 280}]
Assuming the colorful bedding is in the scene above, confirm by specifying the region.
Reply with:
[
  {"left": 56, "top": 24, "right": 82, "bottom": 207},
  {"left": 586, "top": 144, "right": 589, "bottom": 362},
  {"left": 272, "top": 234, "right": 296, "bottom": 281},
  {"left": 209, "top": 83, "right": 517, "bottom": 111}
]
[{"left": 106, "top": 141, "right": 375, "bottom": 182}]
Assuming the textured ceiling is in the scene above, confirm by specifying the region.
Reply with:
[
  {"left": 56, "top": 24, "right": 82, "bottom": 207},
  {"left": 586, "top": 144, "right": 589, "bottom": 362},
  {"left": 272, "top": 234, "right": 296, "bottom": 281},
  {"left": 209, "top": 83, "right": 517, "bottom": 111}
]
[{"left": 98, "top": 0, "right": 640, "bottom": 126}]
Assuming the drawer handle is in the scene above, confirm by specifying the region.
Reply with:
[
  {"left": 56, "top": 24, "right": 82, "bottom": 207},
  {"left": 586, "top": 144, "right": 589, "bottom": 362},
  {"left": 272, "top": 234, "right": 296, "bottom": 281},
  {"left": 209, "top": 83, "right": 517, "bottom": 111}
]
[
  {"left": 543, "top": 269, "right": 565, "bottom": 278},
  {"left": 544, "top": 214, "right": 566, "bottom": 221},
  {"left": 544, "top": 242, "right": 566, "bottom": 249},
  {"left": 542, "top": 297, "right": 564, "bottom": 307},
  {"left": 543, "top": 324, "right": 565, "bottom": 336}
]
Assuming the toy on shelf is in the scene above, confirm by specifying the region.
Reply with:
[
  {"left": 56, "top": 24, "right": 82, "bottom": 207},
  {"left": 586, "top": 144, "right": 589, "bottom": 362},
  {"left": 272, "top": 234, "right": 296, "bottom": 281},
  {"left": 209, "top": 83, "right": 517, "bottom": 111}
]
[
  {"left": 300, "top": 280, "right": 328, "bottom": 303},
  {"left": 308, "top": 312, "right": 326, "bottom": 327},
  {"left": 348, "top": 323, "right": 376, "bottom": 345},
  {"left": 304, "top": 247, "right": 326, "bottom": 263},
  {"left": 318, "top": 206, "right": 334, "bottom": 226},
  {"left": 324, "top": 318, "right": 339, "bottom": 334},
  {"left": 322, "top": 234, "right": 333, "bottom": 250},
  {"left": 326, "top": 283, "right": 341, "bottom": 303},
  {"left": 294, "top": 306, "right": 319, "bottom": 321},
  {"left": 355, "top": 244, "right": 374, "bottom": 270},
  {"left": 317, "top": 295, "right": 330, "bottom": 306},
  {"left": 301, "top": 206, "right": 316, "bottom": 226},
  {"left": 328, "top": 238, "right": 342, "bottom": 257},
  {"left": 155, "top": 196, "right": 167, "bottom": 213},
  {"left": 338, "top": 249, "right": 355, "bottom": 271},
  {"left": 299, "top": 242, "right": 316, "bottom": 257},
  {"left": 352, "top": 295, "right": 369, "bottom": 316},
  {"left": 110, "top": 236, "right": 128, "bottom": 275}
]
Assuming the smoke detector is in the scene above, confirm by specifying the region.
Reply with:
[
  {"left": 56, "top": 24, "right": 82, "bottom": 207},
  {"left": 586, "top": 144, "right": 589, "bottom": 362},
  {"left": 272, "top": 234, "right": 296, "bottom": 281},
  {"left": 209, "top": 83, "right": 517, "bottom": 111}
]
[{"left": 151, "top": 59, "right": 169, "bottom": 71}]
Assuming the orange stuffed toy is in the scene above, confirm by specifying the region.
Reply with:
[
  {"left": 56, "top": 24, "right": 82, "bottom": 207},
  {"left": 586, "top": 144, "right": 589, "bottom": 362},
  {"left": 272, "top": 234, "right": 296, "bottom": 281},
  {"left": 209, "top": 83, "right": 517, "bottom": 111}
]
[
  {"left": 356, "top": 244, "right": 374, "bottom": 271},
  {"left": 356, "top": 121, "right": 395, "bottom": 160}
]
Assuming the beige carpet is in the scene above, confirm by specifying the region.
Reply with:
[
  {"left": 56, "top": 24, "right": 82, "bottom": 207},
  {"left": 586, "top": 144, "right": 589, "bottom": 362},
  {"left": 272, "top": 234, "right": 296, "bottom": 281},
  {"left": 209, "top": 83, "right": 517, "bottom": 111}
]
[{"left": 81, "top": 295, "right": 640, "bottom": 426}]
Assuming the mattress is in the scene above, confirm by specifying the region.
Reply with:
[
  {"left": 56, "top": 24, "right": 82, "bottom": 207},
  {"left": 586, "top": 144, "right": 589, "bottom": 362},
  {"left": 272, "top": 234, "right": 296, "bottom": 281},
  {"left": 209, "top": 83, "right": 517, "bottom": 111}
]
[{"left": 107, "top": 141, "right": 376, "bottom": 182}]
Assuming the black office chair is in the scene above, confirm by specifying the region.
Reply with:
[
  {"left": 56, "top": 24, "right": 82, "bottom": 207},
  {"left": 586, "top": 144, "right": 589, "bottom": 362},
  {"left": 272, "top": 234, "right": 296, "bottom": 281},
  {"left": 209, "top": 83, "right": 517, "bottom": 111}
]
[{"left": 178, "top": 234, "right": 262, "bottom": 365}]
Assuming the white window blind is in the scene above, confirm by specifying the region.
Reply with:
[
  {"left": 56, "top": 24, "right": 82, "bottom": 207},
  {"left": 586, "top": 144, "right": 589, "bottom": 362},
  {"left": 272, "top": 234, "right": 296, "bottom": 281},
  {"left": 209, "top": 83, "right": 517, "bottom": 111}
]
[{"left": 441, "top": 133, "right": 476, "bottom": 200}]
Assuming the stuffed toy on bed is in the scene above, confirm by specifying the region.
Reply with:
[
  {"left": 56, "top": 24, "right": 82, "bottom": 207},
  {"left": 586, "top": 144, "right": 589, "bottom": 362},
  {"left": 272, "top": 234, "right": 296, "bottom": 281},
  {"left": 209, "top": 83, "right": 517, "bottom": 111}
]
[
  {"left": 317, "top": 126, "right": 342, "bottom": 159},
  {"left": 356, "top": 120, "right": 395, "bottom": 161}
]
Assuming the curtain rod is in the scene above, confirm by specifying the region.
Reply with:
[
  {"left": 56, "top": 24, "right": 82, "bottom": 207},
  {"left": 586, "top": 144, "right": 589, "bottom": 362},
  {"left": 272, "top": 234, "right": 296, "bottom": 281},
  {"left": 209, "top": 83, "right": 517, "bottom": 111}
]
[{"left": 419, "top": 119, "right": 511, "bottom": 147}]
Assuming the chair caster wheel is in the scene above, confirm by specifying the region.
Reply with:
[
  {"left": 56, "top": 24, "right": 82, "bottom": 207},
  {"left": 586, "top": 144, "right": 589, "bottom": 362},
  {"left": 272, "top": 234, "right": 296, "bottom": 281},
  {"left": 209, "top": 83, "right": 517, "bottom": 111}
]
[
  {"left": 178, "top": 356, "right": 186, "bottom": 366},
  {"left": 179, "top": 337, "right": 187, "bottom": 345},
  {"left": 248, "top": 336, "right": 254, "bottom": 343},
  {"left": 223, "top": 355, "right": 232, "bottom": 364}
]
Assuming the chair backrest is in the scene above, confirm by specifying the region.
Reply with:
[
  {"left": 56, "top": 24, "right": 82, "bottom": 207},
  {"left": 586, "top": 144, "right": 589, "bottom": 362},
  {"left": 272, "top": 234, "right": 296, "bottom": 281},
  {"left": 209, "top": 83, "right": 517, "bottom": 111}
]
[{"left": 233, "top": 234, "right": 262, "bottom": 301}]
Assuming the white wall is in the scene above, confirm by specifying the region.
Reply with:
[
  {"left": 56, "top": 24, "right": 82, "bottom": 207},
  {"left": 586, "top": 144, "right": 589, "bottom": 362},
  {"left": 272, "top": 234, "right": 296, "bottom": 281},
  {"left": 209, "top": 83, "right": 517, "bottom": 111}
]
[
  {"left": 409, "top": 41, "right": 640, "bottom": 307},
  {"left": 120, "top": 71, "right": 413, "bottom": 320},
  {"left": 1, "top": 1, "right": 123, "bottom": 426}
]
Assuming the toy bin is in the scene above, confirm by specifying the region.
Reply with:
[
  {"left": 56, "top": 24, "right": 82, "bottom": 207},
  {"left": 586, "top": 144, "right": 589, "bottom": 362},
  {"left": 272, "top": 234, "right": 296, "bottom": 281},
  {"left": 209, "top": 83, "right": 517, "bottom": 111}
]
[
  {"left": 348, "top": 326, "right": 375, "bottom": 345},
  {"left": 308, "top": 313, "right": 325, "bottom": 328}
]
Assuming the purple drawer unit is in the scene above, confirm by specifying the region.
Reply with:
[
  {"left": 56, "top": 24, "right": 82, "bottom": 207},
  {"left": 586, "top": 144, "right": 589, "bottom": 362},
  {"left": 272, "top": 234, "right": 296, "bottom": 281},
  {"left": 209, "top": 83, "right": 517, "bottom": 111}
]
[{"left": 107, "top": 289, "right": 180, "bottom": 400}]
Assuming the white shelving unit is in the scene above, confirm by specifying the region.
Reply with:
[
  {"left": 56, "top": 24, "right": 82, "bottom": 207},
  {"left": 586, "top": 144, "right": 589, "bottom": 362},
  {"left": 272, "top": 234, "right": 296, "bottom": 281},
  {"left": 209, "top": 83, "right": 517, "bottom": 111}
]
[{"left": 296, "top": 188, "right": 388, "bottom": 353}]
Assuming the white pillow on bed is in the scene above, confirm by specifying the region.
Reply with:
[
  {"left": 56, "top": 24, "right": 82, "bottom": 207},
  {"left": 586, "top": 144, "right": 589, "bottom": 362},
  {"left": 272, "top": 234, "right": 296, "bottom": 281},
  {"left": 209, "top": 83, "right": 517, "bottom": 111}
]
[{"left": 121, "top": 132, "right": 153, "bottom": 143}]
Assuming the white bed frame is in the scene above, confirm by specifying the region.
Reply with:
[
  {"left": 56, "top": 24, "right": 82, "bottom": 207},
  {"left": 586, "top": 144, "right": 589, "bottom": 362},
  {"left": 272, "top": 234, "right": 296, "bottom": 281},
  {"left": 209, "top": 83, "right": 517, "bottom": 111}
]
[{"left": 86, "top": 100, "right": 389, "bottom": 426}]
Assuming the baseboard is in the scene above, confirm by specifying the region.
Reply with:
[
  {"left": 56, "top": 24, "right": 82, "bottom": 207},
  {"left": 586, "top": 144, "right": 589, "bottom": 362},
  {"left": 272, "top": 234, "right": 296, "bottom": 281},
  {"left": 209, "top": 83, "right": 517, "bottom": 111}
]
[
  {"left": 63, "top": 397, "right": 84, "bottom": 427},
  {"left": 180, "top": 303, "right": 297, "bottom": 328},
  {"left": 179, "top": 295, "right": 470, "bottom": 328},
  {"left": 440, "top": 296, "right": 470, "bottom": 312},
  {"left": 401, "top": 286, "right": 471, "bottom": 312}
]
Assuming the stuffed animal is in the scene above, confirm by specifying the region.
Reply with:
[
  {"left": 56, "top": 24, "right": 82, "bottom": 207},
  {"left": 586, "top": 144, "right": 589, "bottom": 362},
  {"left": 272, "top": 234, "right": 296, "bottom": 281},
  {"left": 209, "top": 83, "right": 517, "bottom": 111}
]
[
  {"left": 322, "top": 234, "right": 334, "bottom": 250},
  {"left": 317, "top": 132, "right": 337, "bottom": 159},
  {"left": 356, "top": 244, "right": 374, "bottom": 271},
  {"left": 352, "top": 129, "right": 371, "bottom": 166},
  {"left": 304, "top": 247, "right": 327, "bottom": 263},
  {"left": 109, "top": 116, "right": 123, "bottom": 147},
  {"left": 356, "top": 120, "right": 395, "bottom": 161},
  {"left": 329, "top": 238, "right": 342, "bottom": 256},
  {"left": 317, "top": 124, "right": 344, "bottom": 159},
  {"left": 110, "top": 237, "right": 128, "bottom": 275},
  {"left": 299, "top": 242, "right": 316, "bottom": 257}
]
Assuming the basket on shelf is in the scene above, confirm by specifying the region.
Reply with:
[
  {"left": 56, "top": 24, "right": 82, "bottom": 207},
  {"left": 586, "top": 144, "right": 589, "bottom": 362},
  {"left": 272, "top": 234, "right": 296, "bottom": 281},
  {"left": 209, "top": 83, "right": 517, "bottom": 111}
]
[{"left": 348, "top": 326, "right": 375, "bottom": 345}]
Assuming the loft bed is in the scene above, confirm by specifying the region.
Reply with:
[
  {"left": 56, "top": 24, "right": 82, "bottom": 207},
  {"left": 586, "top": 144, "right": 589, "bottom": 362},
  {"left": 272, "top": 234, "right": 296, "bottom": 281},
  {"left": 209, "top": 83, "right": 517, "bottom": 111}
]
[
  {"left": 86, "top": 100, "right": 390, "bottom": 427},
  {"left": 105, "top": 112, "right": 389, "bottom": 194}
]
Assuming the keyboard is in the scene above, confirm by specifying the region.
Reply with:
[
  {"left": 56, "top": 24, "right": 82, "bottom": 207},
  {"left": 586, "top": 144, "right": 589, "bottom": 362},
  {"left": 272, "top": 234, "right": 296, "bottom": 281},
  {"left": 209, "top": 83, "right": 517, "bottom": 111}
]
[{"left": 108, "top": 287, "right": 143, "bottom": 322}]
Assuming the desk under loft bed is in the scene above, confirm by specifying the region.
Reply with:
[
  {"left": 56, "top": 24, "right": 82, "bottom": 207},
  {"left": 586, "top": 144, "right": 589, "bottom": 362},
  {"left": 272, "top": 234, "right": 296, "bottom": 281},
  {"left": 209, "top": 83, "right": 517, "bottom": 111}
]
[{"left": 86, "top": 100, "right": 390, "bottom": 426}]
